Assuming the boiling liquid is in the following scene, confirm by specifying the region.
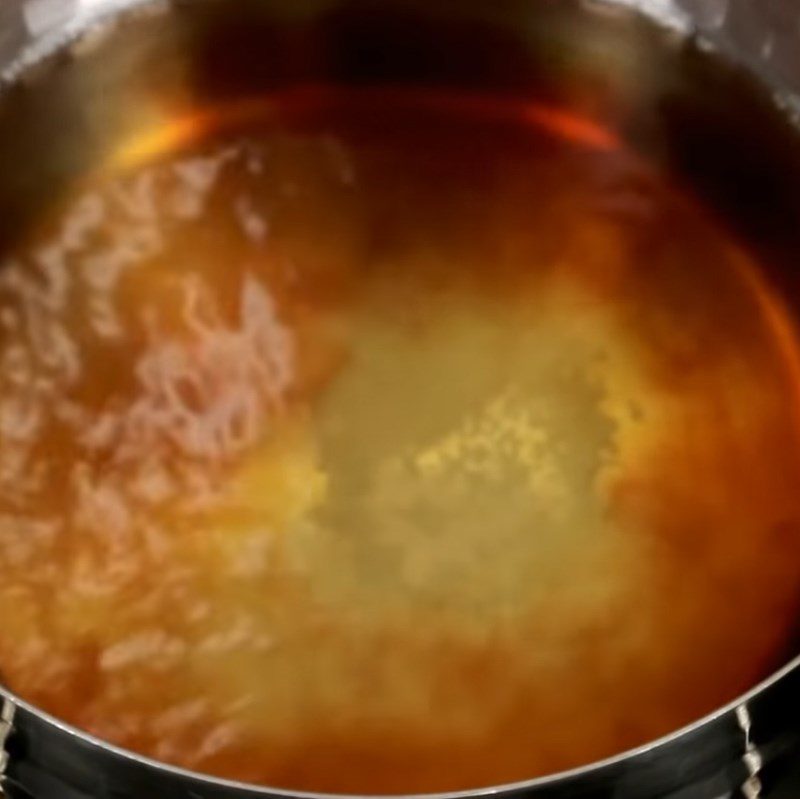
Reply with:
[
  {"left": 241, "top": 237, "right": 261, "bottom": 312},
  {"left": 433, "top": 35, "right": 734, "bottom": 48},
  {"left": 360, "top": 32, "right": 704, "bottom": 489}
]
[{"left": 0, "top": 89, "right": 799, "bottom": 793}]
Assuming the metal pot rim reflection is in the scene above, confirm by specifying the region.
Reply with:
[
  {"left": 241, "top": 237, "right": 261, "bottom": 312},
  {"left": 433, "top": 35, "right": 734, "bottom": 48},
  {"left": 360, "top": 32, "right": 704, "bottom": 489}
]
[{"left": 2, "top": 655, "right": 799, "bottom": 798}]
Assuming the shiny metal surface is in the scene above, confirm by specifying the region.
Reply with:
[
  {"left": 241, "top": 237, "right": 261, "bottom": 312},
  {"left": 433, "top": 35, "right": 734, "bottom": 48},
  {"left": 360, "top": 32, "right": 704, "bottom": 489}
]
[
  {"left": 0, "top": 695, "right": 14, "bottom": 798},
  {"left": 0, "top": 1, "right": 797, "bottom": 798},
  {"left": 2, "top": 0, "right": 800, "bottom": 82}
]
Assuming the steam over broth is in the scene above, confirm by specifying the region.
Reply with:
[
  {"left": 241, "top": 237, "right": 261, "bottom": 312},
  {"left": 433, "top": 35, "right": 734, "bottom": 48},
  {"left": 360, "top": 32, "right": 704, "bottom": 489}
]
[{"left": 0, "top": 84, "right": 799, "bottom": 794}]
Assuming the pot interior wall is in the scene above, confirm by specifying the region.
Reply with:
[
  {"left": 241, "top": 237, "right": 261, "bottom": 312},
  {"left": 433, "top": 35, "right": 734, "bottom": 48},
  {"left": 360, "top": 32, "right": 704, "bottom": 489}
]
[{"left": 1, "top": 0, "right": 800, "bottom": 297}]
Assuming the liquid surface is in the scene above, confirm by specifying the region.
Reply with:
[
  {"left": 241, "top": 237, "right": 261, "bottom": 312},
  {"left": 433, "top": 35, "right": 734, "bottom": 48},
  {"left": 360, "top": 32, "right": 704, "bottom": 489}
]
[{"left": 1, "top": 89, "right": 800, "bottom": 793}]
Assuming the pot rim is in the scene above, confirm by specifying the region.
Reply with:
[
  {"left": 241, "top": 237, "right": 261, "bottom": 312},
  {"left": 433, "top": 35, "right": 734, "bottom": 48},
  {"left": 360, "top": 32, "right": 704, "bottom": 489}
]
[{"left": 2, "top": 652, "right": 799, "bottom": 798}]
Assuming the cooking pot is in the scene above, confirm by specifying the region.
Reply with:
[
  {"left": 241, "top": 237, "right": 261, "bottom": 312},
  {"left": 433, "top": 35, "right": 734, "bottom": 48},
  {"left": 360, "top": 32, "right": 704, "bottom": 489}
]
[{"left": 0, "top": 1, "right": 799, "bottom": 797}]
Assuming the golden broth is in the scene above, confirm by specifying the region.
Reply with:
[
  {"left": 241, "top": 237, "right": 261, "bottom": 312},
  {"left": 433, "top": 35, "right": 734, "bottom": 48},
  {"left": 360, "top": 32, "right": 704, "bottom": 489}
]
[{"left": 0, "top": 89, "right": 799, "bottom": 793}]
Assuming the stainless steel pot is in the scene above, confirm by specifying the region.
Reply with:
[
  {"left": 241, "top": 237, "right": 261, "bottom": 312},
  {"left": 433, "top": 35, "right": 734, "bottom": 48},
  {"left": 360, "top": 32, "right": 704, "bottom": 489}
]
[{"left": 0, "top": 1, "right": 799, "bottom": 798}]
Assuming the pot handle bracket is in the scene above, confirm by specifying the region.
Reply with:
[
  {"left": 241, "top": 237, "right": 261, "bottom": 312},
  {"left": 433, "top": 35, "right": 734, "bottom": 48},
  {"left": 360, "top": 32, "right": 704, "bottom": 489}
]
[
  {"left": 736, "top": 703, "right": 763, "bottom": 799},
  {"left": 0, "top": 696, "right": 15, "bottom": 798}
]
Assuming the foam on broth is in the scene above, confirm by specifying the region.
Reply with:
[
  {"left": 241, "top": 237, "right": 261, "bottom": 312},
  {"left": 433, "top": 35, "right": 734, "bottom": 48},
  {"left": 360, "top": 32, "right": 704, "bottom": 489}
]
[{"left": 0, "top": 89, "right": 799, "bottom": 793}]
